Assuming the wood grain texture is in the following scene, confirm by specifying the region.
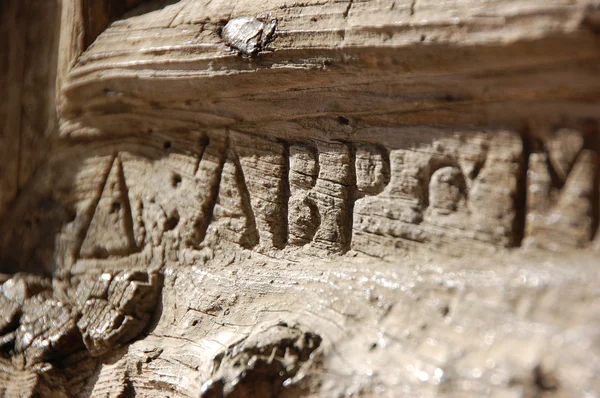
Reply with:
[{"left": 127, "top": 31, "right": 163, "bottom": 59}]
[
  {"left": 1, "top": 0, "right": 600, "bottom": 396},
  {"left": 58, "top": 0, "right": 600, "bottom": 137},
  {"left": 0, "top": 0, "right": 61, "bottom": 221}
]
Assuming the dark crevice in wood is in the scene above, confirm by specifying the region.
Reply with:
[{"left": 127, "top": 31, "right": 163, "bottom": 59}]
[
  {"left": 514, "top": 128, "right": 531, "bottom": 247},
  {"left": 585, "top": 121, "right": 600, "bottom": 242},
  {"left": 280, "top": 140, "right": 291, "bottom": 249},
  {"left": 193, "top": 135, "right": 209, "bottom": 176},
  {"left": 229, "top": 148, "right": 260, "bottom": 249},
  {"left": 344, "top": 142, "right": 357, "bottom": 253},
  {"left": 115, "top": 155, "right": 139, "bottom": 252},
  {"left": 192, "top": 133, "right": 228, "bottom": 248},
  {"left": 73, "top": 154, "right": 116, "bottom": 261}
]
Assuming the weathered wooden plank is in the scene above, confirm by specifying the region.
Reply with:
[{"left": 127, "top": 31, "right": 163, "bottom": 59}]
[
  {"left": 1, "top": 0, "right": 600, "bottom": 397},
  {"left": 0, "top": 0, "right": 27, "bottom": 216},
  {"left": 0, "top": 0, "right": 60, "bottom": 220}
]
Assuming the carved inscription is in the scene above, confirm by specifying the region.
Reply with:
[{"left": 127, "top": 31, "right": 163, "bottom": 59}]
[
  {"left": 2, "top": 126, "right": 599, "bottom": 374},
  {"left": 185, "top": 133, "right": 228, "bottom": 248},
  {"left": 353, "top": 131, "right": 523, "bottom": 257},
  {"left": 231, "top": 132, "right": 287, "bottom": 250},
  {"left": 69, "top": 131, "right": 392, "bottom": 258},
  {"left": 197, "top": 135, "right": 389, "bottom": 253},
  {"left": 288, "top": 144, "right": 320, "bottom": 246},
  {"left": 67, "top": 127, "right": 599, "bottom": 262},
  {"left": 79, "top": 155, "right": 138, "bottom": 259},
  {"left": 289, "top": 142, "right": 389, "bottom": 252},
  {"left": 289, "top": 142, "right": 355, "bottom": 253},
  {"left": 524, "top": 128, "right": 599, "bottom": 250},
  {"left": 355, "top": 144, "right": 390, "bottom": 196},
  {"left": 428, "top": 166, "right": 467, "bottom": 214}
]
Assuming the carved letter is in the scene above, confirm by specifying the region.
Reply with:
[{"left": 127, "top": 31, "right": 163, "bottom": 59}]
[
  {"left": 79, "top": 155, "right": 138, "bottom": 259},
  {"left": 230, "top": 131, "right": 288, "bottom": 250},
  {"left": 288, "top": 144, "right": 320, "bottom": 246},
  {"left": 524, "top": 129, "right": 598, "bottom": 250},
  {"left": 353, "top": 130, "right": 522, "bottom": 257},
  {"left": 208, "top": 144, "right": 259, "bottom": 249}
]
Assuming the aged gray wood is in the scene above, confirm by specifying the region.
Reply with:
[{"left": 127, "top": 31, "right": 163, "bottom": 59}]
[
  {"left": 1, "top": 0, "right": 600, "bottom": 397},
  {"left": 0, "top": 0, "right": 60, "bottom": 219}
]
